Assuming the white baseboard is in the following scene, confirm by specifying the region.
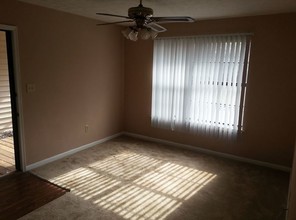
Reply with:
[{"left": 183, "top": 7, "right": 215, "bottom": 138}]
[
  {"left": 26, "top": 132, "right": 123, "bottom": 171},
  {"left": 26, "top": 131, "right": 291, "bottom": 172},
  {"left": 123, "top": 132, "right": 291, "bottom": 172}
]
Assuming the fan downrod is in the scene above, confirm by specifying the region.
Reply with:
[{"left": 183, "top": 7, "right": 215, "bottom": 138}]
[{"left": 128, "top": 0, "right": 153, "bottom": 19}]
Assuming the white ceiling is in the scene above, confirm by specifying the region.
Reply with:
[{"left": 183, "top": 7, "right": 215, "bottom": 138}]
[{"left": 19, "top": 0, "right": 296, "bottom": 23}]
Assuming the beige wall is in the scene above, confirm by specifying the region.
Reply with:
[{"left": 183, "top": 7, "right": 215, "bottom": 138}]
[
  {"left": 124, "top": 13, "right": 296, "bottom": 166},
  {"left": 0, "top": 0, "right": 124, "bottom": 165},
  {"left": 1, "top": 0, "right": 295, "bottom": 168}
]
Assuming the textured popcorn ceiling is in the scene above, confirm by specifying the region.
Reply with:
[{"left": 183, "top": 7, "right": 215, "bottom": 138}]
[{"left": 19, "top": 0, "right": 296, "bottom": 23}]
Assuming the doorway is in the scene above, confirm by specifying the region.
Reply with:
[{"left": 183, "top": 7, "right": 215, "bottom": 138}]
[{"left": 0, "top": 28, "right": 21, "bottom": 176}]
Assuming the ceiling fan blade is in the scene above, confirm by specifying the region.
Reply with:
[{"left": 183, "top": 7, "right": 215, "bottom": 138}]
[
  {"left": 151, "top": 16, "right": 195, "bottom": 23},
  {"left": 96, "top": 13, "right": 130, "bottom": 19},
  {"left": 96, "top": 20, "right": 134, "bottom": 26},
  {"left": 145, "top": 23, "right": 167, "bottom": 32}
]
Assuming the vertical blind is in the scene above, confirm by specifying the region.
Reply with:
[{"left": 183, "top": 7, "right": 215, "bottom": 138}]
[{"left": 151, "top": 34, "right": 251, "bottom": 137}]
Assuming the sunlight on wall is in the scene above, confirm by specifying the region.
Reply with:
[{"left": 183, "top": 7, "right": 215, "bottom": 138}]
[{"left": 50, "top": 151, "right": 216, "bottom": 220}]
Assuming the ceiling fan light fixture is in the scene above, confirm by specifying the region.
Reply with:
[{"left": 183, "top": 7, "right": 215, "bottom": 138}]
[
  {"left": 140, "top": 28, "right": 151, "bottom": 40},
  {"left": 128, "top": 30, "right": 138, "bottom": 41},
  {"left": 121, "top": 28, "right": 132, "bottom": 39},
  {"left": 99, "top": 0, "right": 194, "bottom": 41},
  {"left": 150, "top": 30, "right": 158, "bottom": 39},
  {"left": 122, "top": 27, "right": 158, "bottom": 41}
]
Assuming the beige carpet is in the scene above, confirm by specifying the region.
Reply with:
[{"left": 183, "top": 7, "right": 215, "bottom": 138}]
[{"left": 20, "top": 136, "right": 289, "bottom": 220}]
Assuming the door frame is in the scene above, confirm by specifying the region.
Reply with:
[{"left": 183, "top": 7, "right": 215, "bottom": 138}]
[{"left": 0, "top": 24, "right": 26, "bottom": 172}]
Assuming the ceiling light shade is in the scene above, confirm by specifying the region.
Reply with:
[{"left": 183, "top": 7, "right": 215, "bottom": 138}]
[
  {"left": 128, "top": 30, "right": 138, "bottom": 41},
  {"left": 122, "top": 28, "right": 132, "bottom": 39},
  {"left": 150, "top": 30, "right": 158, "bottom": 39},
  {"left": 140, "top": 28, "right": 151, "bottom": 40},
  {"left": 121, "top": 26, "right": 159, "bottom": 41}
]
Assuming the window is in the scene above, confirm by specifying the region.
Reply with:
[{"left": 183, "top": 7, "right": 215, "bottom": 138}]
[{"left": 151, "top": 34, "right": 251, "bottom": 137}]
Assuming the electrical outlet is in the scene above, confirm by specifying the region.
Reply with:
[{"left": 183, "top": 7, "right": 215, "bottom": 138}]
[
  {"left": 85, "top": 125, "right": 89, "bottom": 133},
  {"left": 26, "top": 83, "right": 36, "bottom": 93}
]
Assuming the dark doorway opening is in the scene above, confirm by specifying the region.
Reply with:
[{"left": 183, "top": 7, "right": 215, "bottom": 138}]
[{"left": 0, "top": 29, "right": 20, "bottom": 176}]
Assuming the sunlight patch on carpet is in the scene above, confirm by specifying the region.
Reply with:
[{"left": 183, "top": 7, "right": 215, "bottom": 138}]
[{"left": 49, "top": 151, "right": 216, "bottom": 220}]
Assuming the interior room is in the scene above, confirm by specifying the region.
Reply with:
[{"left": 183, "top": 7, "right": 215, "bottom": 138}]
[{"left": 0, "top": 0, "right": 295, "bottom": 219}]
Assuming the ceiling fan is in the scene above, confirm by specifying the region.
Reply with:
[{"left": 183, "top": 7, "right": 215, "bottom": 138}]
[{"left": 96, "top": 0, "right": 195, "bottom": 41}]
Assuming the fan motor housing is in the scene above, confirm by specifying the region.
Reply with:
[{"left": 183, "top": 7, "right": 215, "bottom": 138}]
[{"left": 128, "top": 6, "right": 153, "bottom": 18}]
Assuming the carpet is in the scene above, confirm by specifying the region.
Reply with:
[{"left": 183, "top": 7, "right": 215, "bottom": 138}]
[
  {"left": 20, "top": 136, "right": 289, "bottom": 220},
  {"left": 0, "top": 171, "right": 69, "bottom": 220}
]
